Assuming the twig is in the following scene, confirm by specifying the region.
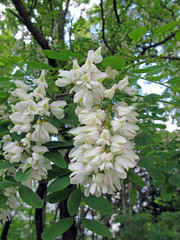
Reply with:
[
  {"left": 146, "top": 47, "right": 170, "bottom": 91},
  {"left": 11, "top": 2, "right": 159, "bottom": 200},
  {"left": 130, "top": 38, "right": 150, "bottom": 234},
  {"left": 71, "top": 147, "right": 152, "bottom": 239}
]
[
  {"left": 141, "top": 32, "right": 176, "bottom": 55},
  {"left": 113, "top": 0, "right": 121, "bottom": 23},
  {"left": 100, "top": 0, "right": 115, "bottom": 54},
  {"left": 11, "top": 0, "right": 57, "bottom": 68}
]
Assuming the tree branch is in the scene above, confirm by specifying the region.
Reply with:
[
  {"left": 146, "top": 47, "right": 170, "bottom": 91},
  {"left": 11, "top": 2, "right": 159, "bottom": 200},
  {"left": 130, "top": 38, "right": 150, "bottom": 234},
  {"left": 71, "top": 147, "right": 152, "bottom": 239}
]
[
  {"left": 141, "top": 32, "right": 176, "bottom": 55},
  {"left": 113, "top": 0, "right": 121, "bottom": 23},
  {"left": 11, "top": 0, "right": 57, "bottom": 68},
  {"left": 100, "top": 0, "right": 115, "bottom": 54},
  {"left": 150, "top": 55, "right": 180, "bottom": 61}
]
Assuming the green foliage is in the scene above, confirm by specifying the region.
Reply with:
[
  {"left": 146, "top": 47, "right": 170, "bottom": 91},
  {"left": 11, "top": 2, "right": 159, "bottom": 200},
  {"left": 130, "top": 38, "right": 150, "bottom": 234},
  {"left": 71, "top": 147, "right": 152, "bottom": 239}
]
[
  {"left": 44, "top": 151, "right": 67, "bottom": 169},
  {"left": 67, "top": 189, "right": 81, "bottom": 216},
  {"left": 102, "top": 56, "right": 125, "bottom": 70},
  {"left": 41, "top": 218, "right": 74, "bottom": 240},
  {"left": 47, "top": 175, "right": 70, "bottom": 193},
  {"left": 82, "top": 194, "right": 113, "bottom": 214},
  {"left": 129, "top": 26, "right": 147, "bottom": 42},
  {"left": 18, "top": 185, "right": 44, "bottom": 208},
  {"left": 81, "top": 219, "right": 112, "bottom": 238},
  {"left": 14, "top": 168, "right": 32, "bottom": 182}
]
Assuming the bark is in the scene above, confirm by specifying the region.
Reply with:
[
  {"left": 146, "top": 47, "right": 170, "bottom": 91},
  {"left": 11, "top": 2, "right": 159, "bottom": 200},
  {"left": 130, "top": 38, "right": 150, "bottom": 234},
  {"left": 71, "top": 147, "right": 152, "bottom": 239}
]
[
  {"left": 35, "top": 182, "right": 47, "bottom": 240},
  {"left": 60, "top": 198, "right": 77, "bottom": 240},
  {"left": 1, "top": 221, "right": 11, "bottom": 240}
]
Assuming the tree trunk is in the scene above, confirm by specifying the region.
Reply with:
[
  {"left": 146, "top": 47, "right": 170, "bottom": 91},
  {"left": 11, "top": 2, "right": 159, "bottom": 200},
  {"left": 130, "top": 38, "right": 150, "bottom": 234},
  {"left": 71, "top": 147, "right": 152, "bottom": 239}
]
[
  {"left": 60, "top": 198, "right": 77, "bottom": 240},
  {"left": 35, "top": 182, "right": 47, "bottom": 240},
  {"left": 1, "top": 221, "right": 11, "bottom": 240}
]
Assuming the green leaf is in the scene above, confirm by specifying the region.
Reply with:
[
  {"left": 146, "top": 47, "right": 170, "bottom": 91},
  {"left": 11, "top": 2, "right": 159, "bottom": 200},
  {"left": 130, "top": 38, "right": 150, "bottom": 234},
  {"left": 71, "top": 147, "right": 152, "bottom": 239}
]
[
  {"left": 175, "top": 32, "right": 180, "bottom": 41},
  {"left": 155, "top": 21, "right": 177, "bottom": 34},
  {"left": 145, "top": 76, "right": 163, "bottom": 82},
  {"left": 144, "top": 94, "right": 161, "bottom": 104},
  {"left": 81, "top": 219, "right": 112, "bottom": 237},
  {"left": 42, "top": 50, "right": 69, "bottom": 61},
  {"left": 128, "top": 172, "right": 146, "bottom": 187},
  {"left": 0, "top": 194, "right": 8, "bottom": 208},
  {"left": 60, "top": 103, "right": 79, "bottom": 126},
  {"left": 129, "top": 26, "right": 147, "bottom": 42},
  {"left": 44, "top": 151, "right": 67, "bottom": 169},
  {"left": 161, "top": 185, "right": 176, "bottom": 201},
  {"left": 46, "top": 189, "right": 72, "bottom": 203},
  {"left": 82, "top": 195, "right": 113, "bottom": 214},
  {"left": 167, "top": 77, "right": 180, "bottom": 84},
  {"left": 0, "top": 161, "right": 13, "bottom": 170},
  {"left": 138, "top": 156, "right": 155, "bottom": 170},
  {"left": 61, "top": 49, "right": 83, "bottom": 59},
  {"left": 47, "top": 165, "right": 70, "bottom": 181},
  {"left": 14, "top": 168, "right": 32, "bottom": 182},
  {"left": 0, "top": 181, "right": 13, "bottom": 189},
  {"left": 168, "top": 174, "right": 180, "bottom": 187},
  {"left": 47, "top": 175, "right": 70, "bottom": 192},
  {"left": 45, "top": 140, "right": 73, "bottom": 150},
  {"left": 102, "top": 56, "right": 125, "bottom": 70},
  {"left": 27, "top": 61, "right": 56, "bottom": 70},
  {"left": 134, "top": 132, "right": 153, "bottom": 146},
  {"left": 41, "top": 218, "right": 74, "bottom": 240},
  {"left": 130, "top": 186, "right": 137, "bottom": 206},
  {"left": 18, "top": 185, "right": 44, "bottom": 208},
  {"left": 149, "top": 169, "right": 165, "bottom": 186},
  {"left": 67, "top": 189, "right": 81, "bottom": 216}
]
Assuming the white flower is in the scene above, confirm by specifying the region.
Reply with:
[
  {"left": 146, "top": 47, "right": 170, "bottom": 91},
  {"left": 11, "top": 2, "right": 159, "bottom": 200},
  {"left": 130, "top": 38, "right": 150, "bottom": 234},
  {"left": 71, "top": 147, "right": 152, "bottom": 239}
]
[
  {"left": 75, "top": 106, "right": 106, "bottom": 125},
  {"left": 3, "top": 141, "right": 23, "bottom": 163},
  {"left": 104, "top": 84, "right": 117, "bottom": 99},
  {"left": 105, "top": 67, "right": 118, "bottom": 79},
  {"left": 33, "top": 70, "right": 48, "bottom": 88},
  {"left": 96, "top": 129, "right": 111, "bottom": 146},
  {"left": 32, "top": 121, "right": 58, "bottom": 144},
  {"left": 111, "top": 117, "right": 126, "bottom": 132},
  {"left": 99, "top": 152, "right": 114, "bottom": 171},
  {"left": 12, "top": 89, "right": 33, "bottom": 101},
  {"left": 124, "top": 87, "right": 138, "bottom": 96},
  {"left": 33, "top": 84, "right": 46, "bottom": 101},
  {"left": 117, "top": 76, "right": 129, "bottom": 91},
  {"left": 50, "top": 100, "right": 67, "bottom": 119},
  {"left": 38, "top": 97, "right": 50, "bottom": 116},
  {"left": 14, "top": 80, "right": 30, "bottom": 91},
  {"left": 86, "top": 47, "right": 103, "bottom": 64},
  {"left": 110, "top": 135, "right": 127, "bottom": 153}
]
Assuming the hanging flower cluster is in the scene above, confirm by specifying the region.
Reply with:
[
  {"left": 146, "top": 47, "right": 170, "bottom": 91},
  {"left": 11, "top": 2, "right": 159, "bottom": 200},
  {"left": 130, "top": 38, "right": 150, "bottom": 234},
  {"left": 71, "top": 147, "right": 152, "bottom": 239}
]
[
  {"left": 56, "top": 48, "right": 139, "bottom": 197},
  {"left": 2, "top": 71, "right": 67, "bottom": 187}
]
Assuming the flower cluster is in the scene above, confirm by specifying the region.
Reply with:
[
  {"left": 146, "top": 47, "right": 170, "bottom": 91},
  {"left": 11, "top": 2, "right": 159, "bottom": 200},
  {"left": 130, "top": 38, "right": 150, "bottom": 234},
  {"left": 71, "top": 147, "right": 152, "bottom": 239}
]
[
  {"left": 0, "top": 186, "right": 19, "bottom": 229},
  {"left": 56, "top": 48, "right": 139, "bottom": 197},
  {"left": 2, "top": 71, "right": 66, "bottom": 187}
]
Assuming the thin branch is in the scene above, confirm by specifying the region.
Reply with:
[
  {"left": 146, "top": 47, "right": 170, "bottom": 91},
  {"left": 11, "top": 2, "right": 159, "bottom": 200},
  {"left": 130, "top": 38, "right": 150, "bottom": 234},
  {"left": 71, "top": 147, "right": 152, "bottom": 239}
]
[
  {"left": 28, "top": 0, "right": 37, "bottom": 15},
  {"left": 141, "top": 32, "right": 176, "bottom": 55},
  {"left": 120, "top": 0, "right": 133, "bottom": 17},
  {"left": 100, "top": 0, "right": 115, "bottom": 54},
  {"left": 11, "top": 0, "right": 57, "bottom": 68},
  {"left": 150, "top": 55, "right": 180, "bottom": 61},
  {"left": 160, "top": 1, "right": 174, "bottom": 17},
  {"left": 113, "top": 0, "right": 121, "bottom": 23}
]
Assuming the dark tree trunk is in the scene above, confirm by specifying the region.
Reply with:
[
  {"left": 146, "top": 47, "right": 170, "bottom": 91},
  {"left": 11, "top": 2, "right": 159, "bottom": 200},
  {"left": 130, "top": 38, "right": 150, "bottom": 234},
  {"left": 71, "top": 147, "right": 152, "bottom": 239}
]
[
  {"left": 60, "top": 199, "right": 77, "bottom": 240},
  {"left": 35, "top": 182, "right": 47, "bottom": 240},
  {"left": 1, "top": 221, "right": 11, "bottom": 240}
]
